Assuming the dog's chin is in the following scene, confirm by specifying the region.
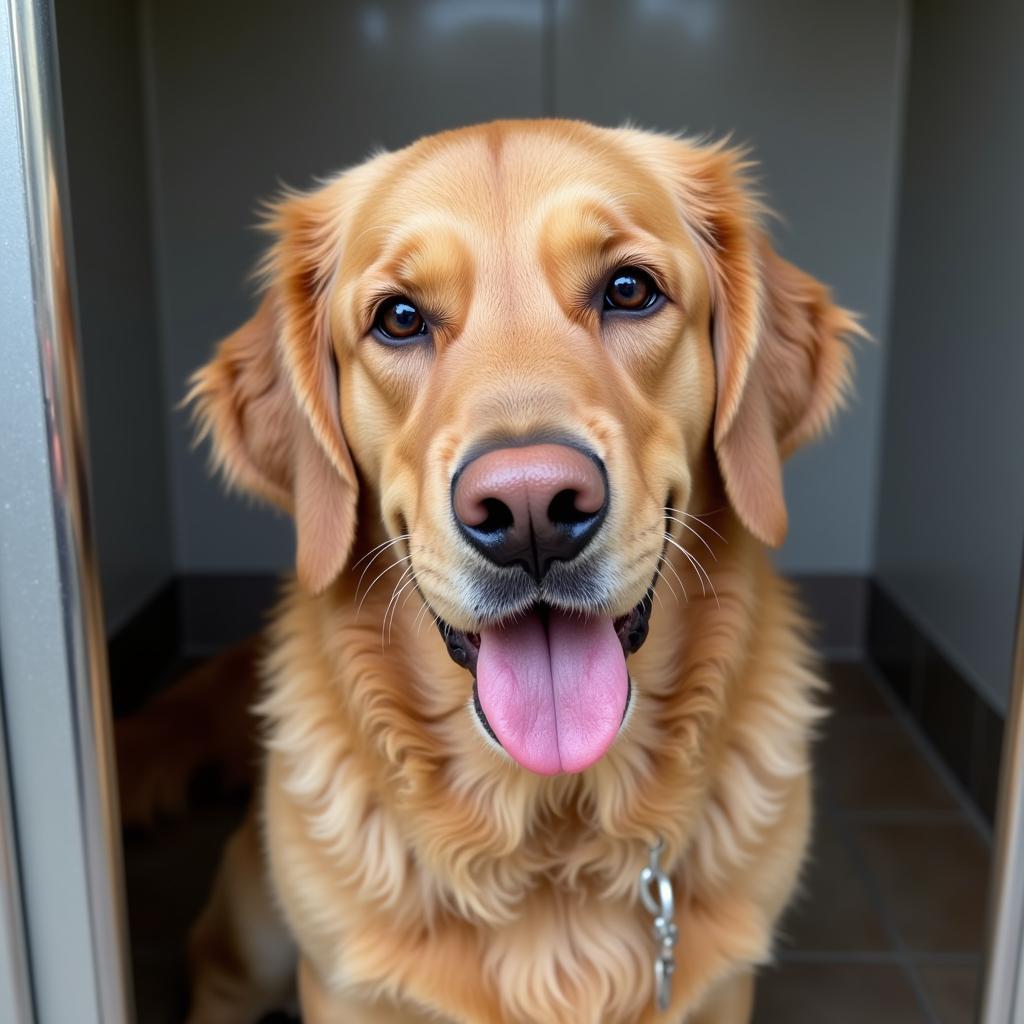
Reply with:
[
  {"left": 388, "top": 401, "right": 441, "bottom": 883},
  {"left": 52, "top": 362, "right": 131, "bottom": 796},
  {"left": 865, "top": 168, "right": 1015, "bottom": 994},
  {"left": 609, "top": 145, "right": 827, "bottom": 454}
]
[{"left": 435, "top": 588, "right": 653, "bottom": 776}]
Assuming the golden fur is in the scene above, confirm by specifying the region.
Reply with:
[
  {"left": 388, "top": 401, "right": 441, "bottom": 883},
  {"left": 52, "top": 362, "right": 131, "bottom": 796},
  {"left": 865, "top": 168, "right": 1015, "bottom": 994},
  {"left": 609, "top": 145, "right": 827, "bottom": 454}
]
[{"left": 135, "top": 120, "right": 860, "bottom": 1023}]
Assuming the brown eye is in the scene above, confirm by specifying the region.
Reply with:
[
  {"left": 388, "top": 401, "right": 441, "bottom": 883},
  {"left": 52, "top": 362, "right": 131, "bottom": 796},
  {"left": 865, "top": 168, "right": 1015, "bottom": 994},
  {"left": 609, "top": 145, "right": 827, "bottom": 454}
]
[
  {"left": 603, "top": 267, "right": 659, "bottom": 312},
  {"left": 374, "top": 298, "right": 428, "bottom": 343}
]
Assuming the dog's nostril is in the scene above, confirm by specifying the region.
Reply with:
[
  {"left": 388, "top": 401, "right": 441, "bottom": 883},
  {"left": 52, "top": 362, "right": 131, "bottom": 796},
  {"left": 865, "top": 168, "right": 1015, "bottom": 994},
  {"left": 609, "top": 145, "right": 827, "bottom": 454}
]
[
  {"left": 477, "top": 497, "right": 514, "bottom": 534},
  {"left": 452, "top": 441, "right": 609, "bottom": 577},
  {"left": 547, "top": 488, "right": 593, "bottom": 527}
]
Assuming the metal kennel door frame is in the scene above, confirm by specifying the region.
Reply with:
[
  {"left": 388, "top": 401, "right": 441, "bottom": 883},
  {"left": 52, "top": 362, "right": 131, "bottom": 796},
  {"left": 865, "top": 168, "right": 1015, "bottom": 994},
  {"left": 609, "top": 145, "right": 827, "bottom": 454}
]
[
  {"left": 0, "top": 0, "right": 133, "bottom": 1022},
  {"left": 3, "top": 1, "right": 1024, "bottom": 1022},
  {"left": 980, "top": 553, "right": 1024, "bottom": 1024}
]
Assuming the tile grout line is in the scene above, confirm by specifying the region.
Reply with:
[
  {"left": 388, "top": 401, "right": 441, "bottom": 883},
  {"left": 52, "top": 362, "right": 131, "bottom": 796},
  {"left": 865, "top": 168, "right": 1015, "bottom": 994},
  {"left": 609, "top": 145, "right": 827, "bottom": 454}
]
[
  {"left": 843, "top": 809, "right": 971, "bottom": 825},
  {"left": 862, "top": 658, "right": 994, "bottom": 844},
  {"left": 778, "top": 949, "right": 983, "bottom": 966},
  {"left": 817, "top": 770, "right": 944, "bottom": 1024},
  {"left": 855, "top": 658, "right": 996, "bottom": 1020}
]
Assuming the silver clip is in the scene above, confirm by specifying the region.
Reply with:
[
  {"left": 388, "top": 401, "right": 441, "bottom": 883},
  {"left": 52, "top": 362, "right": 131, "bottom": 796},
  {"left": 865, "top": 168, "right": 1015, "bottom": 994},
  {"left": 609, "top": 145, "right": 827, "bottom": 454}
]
[{"left": 639, "top": 839, "right": 678, "bottom": 1013}]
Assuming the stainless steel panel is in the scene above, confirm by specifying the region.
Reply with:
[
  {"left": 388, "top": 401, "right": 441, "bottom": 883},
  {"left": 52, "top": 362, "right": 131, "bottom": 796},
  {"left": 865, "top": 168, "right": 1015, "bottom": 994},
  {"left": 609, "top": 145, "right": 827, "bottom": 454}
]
[
  {"left": 0, "top": 0, "right": 132, "bottom": 1020},
  {"left": 0, "top": 688, "right": 34, "bottom": 1024}
]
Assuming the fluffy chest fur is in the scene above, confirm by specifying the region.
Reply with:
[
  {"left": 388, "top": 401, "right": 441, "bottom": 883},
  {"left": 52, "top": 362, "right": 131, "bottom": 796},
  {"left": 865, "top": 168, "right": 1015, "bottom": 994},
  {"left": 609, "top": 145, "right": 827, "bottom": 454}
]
[{"left": 258, "top": 539, "right": 820, "bottom": 1023}]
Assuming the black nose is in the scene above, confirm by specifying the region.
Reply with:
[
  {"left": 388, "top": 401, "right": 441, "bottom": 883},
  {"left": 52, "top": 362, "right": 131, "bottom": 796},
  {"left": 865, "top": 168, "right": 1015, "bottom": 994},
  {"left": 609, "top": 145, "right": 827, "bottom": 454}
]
[{"left": 451, "top": 442, "right": 609, "bottom": 581}]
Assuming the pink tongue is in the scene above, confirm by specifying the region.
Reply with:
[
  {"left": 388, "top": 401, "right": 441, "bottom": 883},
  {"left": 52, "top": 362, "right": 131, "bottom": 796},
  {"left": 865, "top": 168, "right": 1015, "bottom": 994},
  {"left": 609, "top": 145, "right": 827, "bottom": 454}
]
[{"left": 476, "top": 609, "right": 628, "bottom": 775}]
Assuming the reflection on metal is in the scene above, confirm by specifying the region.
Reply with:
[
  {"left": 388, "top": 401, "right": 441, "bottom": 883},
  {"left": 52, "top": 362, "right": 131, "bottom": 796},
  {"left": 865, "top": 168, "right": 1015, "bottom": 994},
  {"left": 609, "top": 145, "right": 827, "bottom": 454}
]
[
  {"left": 980, "top": 551, "right": 1024, "bottom": 1024},
  {"left": 0, "top": 0, "right": 133, "bottom": 1021},
  {"left": 0, "top": 689, "right": 34, "bottom": 1024}
]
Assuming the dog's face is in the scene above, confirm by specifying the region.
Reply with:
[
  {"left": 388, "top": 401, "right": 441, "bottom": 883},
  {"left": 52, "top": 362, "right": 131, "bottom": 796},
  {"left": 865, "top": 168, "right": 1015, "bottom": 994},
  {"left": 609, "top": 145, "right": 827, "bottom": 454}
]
[{"left": 192, "top": 120, "right": 856, "bottom": 776}]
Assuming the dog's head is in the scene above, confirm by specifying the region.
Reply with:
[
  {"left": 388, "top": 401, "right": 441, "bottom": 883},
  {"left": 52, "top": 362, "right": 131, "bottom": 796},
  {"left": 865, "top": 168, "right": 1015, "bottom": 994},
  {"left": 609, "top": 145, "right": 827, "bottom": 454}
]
[{"left": 191, "top": 121, "right": 857, "bottom": 776}]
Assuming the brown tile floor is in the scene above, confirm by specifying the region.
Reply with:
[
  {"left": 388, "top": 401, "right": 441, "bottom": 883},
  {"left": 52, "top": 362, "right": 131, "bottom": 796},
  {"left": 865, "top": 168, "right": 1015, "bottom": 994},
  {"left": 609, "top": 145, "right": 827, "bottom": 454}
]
[
  {"left": 762, "top": 661, "right": 991, "bottom": 1024},
  {"left": 123, "top": 661, "right": 992, "bottom": 1022}
]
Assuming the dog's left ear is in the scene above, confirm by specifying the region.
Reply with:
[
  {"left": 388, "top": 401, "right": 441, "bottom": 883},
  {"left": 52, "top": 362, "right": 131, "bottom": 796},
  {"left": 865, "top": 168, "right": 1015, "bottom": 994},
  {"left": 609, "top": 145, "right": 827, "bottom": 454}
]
[
  {"left": 670, "top": 141, "right": 862, "bottom": 547},
  {"left": 714, "top": 231, "right": 860, "bottom": 546}
]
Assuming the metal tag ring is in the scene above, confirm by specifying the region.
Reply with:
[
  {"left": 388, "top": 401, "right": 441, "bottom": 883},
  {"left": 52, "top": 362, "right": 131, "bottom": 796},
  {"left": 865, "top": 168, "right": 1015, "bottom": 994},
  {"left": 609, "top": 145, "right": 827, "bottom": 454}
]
[{"left": 640, "top": 864, "right": 676, "bottom": 921}]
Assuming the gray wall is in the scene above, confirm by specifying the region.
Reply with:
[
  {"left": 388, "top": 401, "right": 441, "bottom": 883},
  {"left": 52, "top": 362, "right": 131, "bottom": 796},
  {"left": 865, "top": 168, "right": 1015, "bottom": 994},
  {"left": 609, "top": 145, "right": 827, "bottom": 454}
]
[
  {"left": 140, "top": 0, "right": 907, "bottom": 578},
  {"left": 875, "top": 0, "right": 1024, "bottom": 713},
  {"left": 554, "top": 0, "right": 906, "bottom": 574},
  {"left": 142, "top": 0, "right": 546, "bottom": 574},
  {"left": 51, "top": 0, "right": 1024, "bottom": 727},
  {"left": 56, "top": 0, "right": 172, "bottom": 632}
]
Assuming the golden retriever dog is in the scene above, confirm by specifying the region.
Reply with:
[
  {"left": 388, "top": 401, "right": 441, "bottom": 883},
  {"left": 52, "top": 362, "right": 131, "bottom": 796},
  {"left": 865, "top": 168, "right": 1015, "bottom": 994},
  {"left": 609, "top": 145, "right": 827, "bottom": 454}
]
[{"left": 137, "top": 119, "right": 860, "bottom": 1023}]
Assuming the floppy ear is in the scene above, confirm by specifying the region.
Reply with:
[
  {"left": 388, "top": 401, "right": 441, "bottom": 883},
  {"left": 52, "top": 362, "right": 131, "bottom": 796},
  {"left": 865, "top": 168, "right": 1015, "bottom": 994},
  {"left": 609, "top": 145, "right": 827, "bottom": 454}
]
[
  {"left": 672, "top": 142, "right": 862, "bottom": 546},
  {"left": 714, "top": 235, "right": 860, "bottom": 545},
  {"left": 187, "top": 185, "right": 359, "bottom": 592}
]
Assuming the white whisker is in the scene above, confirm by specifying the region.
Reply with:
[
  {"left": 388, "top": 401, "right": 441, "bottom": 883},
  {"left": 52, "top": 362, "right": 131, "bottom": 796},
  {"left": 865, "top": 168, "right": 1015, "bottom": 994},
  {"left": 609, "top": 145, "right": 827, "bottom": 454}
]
[
  {"left": 385, "top": 570, "right": 421, "bottom": 647},
  {"left": 398, "top": 573, "right": 427, "bottom": 630},
  {"left": 381, "top": 564, "right": 416, "bottom": 648},
  {"left": 684, "top": 548, "right": 715, "bottom": 602},
  {"left": 664, "top": 533, "right": 720, "bottom": 608},
  {"left": 650, "top": 567, "right": 674, "bottom": 606},
  {"left": 352, "top": 533, "right": 410, "bottom": 571},
  {"left": 354, "top": 534, "right": 410, "bottom": 598},
  {"left": 659, "top": 553, "right": 688, "bottom": 603},
  {"left": 413, "top": 598, "right": 434, "bottom": 636},
  {"left": 664, "top": 507, "right": 727, "bottom": 544},
  {"left": 665, "top": 514, "right": 718, "bottom": 562},
  {"left": 356, "top": 553, "right": 412, "bottom": 615}
]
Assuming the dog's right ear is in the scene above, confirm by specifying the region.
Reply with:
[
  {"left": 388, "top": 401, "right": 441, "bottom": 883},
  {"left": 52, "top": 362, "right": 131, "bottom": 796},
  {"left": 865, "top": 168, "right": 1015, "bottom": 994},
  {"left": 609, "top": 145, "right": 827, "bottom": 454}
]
[{"left": 188, "top": 186, "right": 360, "bottom": 593}]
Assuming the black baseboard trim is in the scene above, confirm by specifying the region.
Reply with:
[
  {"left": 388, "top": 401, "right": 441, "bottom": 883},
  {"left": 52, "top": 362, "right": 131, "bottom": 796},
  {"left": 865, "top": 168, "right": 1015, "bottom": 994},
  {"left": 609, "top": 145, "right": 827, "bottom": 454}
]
[
  {"left": 107, "top": 574, "right": 279, "bottom": 714},
  {"left": 107, "top": 578, "right": 181, "bottom": 715},
  {"left": 176, "top": 573, "right": 281, "bottom": 656},
  {"left": 106, "top": 572, "right": 1005, "bottom": 823},
  {"left": 789, "top": 574, "right": 868, "bottom": 659},
  {"left": 867, "top": 580, "right": 1004, "bottom": 821}
]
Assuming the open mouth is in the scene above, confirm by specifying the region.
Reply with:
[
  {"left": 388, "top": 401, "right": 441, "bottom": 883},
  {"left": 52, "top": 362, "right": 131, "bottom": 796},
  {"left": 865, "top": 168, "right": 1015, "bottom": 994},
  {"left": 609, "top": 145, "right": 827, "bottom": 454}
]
[{"left": 438, "top": 590, "right": 653, "bottom": 775}]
